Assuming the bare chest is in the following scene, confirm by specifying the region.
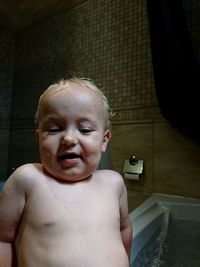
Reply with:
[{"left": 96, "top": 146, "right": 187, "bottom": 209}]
[
  {"left": 16, "top": 178, "right": 127, "bottom": 267},
  {"left": 22, "top": 182, "right": 120, "bottom": 233}
]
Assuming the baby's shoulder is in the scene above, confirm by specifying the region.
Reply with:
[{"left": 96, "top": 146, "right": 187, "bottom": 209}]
[
  {"left": 12, "top": 163, "right": 42, "bottom": 178},
  {"left": 7, "top": 163, "right": 43, "bottom": 191},
  {"left": 95, "top": 169, "right": 125, "bottom": 188},
  {"left": 98, "top": 169, "right": 122, "bottom": 178}
]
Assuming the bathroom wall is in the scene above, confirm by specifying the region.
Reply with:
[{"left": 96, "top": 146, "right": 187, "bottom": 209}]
[
  {"left": 2, "top": 0, "right": 200, "bottom": 207},
  {"left": 9, "top": 0, "right": 157, "bottom": 173},
  {"left": 0, "top": 26, "right": 14, "bottom": 178}
]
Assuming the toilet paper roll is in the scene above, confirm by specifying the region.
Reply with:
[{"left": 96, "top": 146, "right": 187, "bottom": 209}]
[{"left": 124, "top": 173, "right": 139, "bottom": 180}]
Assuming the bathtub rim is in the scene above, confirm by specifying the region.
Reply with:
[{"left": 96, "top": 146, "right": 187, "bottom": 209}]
[
  {"left": 129, "top": 193, "right": 200, "bottom": 264},
  {"left": 129, "top": 192, "right": 200, "bottom": 220}
]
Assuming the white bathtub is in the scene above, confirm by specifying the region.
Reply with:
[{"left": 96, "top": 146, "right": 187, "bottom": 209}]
[{"left": 129, "top": 193, "right": 200, "bottom": 266}]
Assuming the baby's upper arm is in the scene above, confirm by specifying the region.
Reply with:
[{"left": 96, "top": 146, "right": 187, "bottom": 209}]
[
  {"left": 0, "top": 166, "right": 28, "bottom": 243},
  {"left": 115, "top": 173, "right": 131, "bottom": 228},
  {"left": 116, "top": 174, "right": 132, "bottom": 259},
  {"left": 117, "top": 174, "right": 128, "bottom": 219}
]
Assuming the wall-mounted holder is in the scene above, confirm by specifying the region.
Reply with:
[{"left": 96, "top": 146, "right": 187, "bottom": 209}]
[{"left": 123, "top": 156, "right": 144, "bottom": 180}]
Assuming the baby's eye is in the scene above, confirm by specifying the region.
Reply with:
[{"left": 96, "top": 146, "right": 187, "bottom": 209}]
[
  {"left": 48, "top": 128, "right": 61, "bottom": 134},
  {"left": 79, "top": 128, "right": 94, "bottom": 135}
]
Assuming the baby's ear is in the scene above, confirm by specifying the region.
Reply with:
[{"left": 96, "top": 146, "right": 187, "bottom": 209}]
[
  {"left": 35, "top": 129, "right": 39, "bottom": 143},
  {"left": 102, "top": 130, "right": 111, "bottom": 152}
]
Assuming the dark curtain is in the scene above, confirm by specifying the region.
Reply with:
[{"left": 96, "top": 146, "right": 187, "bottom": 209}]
[{"left": 147, "top": 0, "right": 200, "bottom": 139}]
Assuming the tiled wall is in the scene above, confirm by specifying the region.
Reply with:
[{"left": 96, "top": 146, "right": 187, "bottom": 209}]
[
  {"left": 0, "top": 26, "right": 14, "bottom": 178},
  {"left": 110, "top": 120, "right": 200, "bottom": 203},
  {"left": 1, "top": 0, "right": 200, "bottom": 204},
  {"left": 12, "top": 0, "right": 156, "bottom": 119},
  {"left": 10, "top": 0, "right": 157, "bottom": 171}
]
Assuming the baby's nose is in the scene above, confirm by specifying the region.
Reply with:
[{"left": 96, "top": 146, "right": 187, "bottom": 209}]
[{"left": 61, "top": 132, "right": 77, "bottom": 145}]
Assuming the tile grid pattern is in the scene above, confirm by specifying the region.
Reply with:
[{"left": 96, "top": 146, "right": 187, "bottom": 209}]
[
  {"left": 0, "top": 27, "right": 14, "bottom": 118},
  {"left": 12, "top": 0, "right": 156, "bottom": 123}
]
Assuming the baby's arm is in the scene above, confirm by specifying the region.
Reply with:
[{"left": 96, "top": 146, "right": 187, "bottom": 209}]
[
  {"left": 0, "top": 242, "right": 16, "bottom": 267},
  {"left": 119, "top": 179, "right": 132, "bottom": 261},
  {"left": 0, "top": 168, "right": 26, "bottom": 267}
]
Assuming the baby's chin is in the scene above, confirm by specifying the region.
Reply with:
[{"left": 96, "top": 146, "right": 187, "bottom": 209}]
[
  {"left": 56, "top": 174, "right": 92, "bottom": 183},
  {"left": 42, "top": 166, "right": 93, "bottom": 183}
]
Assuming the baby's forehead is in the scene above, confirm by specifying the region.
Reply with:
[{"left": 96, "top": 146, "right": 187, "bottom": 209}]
[
  {"left": 43, "top": 82, "right": 100, "bottom": 102},
  {"left": 39, "top": 83, "right": 105, "bottom": 118},
  {"left": 36, "top": 80, "right": 110, "bottom": 129}
]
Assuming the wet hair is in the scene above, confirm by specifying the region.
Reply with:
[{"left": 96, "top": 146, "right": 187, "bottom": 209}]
[{"left": 35, "top": 74, "right": 114, "bottom": 130}]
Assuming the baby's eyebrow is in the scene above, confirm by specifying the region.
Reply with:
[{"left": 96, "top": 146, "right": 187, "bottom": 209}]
[
  {"left": 78, "top": 117, "right": 92, "bottom": 123},
  {"left": 40, "top": 114, "right": 100, "bottom": 128},
  {"left": 40, "top": 114, "right": 62, "bottom": 125},
  {"left": 78, "top": 117, "right": 98, "bottom": 125}
]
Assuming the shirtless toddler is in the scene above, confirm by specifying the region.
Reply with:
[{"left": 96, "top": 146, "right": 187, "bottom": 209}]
[{"left": 0, "top": 76, "right": 132, "bottom": 267}]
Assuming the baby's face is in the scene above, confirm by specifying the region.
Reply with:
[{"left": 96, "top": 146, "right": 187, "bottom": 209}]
[{"left": 36, "top": 83, "right": 111, "bottom": 182}]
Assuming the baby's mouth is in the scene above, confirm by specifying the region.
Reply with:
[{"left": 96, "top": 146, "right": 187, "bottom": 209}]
[{"left": 58, "top": 153, "right": 82, "bottom": 161}]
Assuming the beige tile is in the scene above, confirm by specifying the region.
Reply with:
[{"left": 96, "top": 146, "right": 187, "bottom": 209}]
[
  {"left": 110, "top": 123, "right": 154, "bottom": 193},
  {"left": 154, "top": 122, "right": 200, "bottom": 198},
  {"left": 128, "top": 191, "right": 151, "bottom": 212}
]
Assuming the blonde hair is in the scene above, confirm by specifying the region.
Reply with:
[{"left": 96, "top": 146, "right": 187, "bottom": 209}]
[{"left": 35, "top": 75, "right": 114, "bottom": 130}]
